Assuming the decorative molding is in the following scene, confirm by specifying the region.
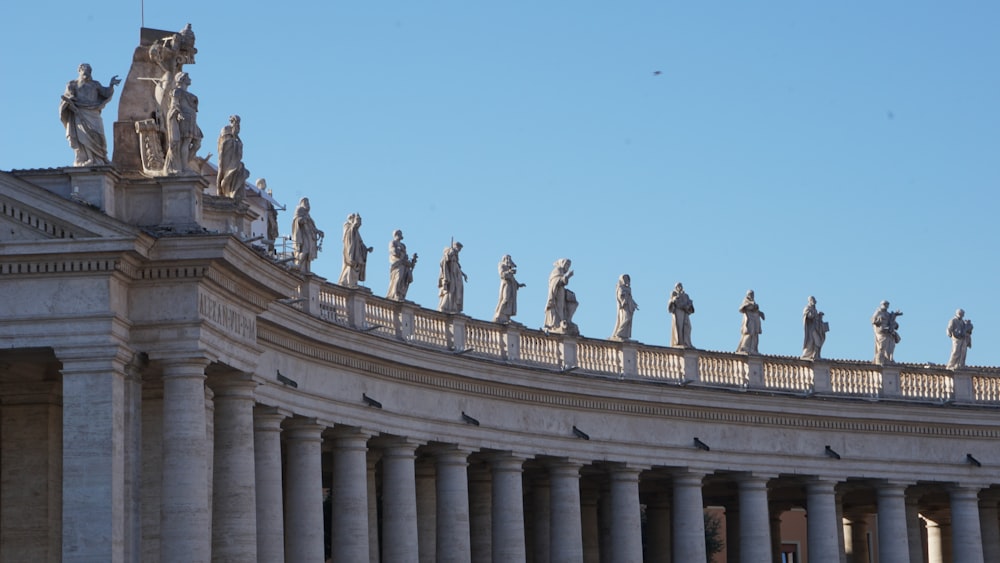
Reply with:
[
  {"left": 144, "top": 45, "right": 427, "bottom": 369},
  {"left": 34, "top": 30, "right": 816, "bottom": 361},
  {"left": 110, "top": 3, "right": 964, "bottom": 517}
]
[
  {"left": 256, "top": 327, "right": 1000, "bottom": 440},
  {"left": 0, "top": 199, "right": 80, "bottom": 239}
]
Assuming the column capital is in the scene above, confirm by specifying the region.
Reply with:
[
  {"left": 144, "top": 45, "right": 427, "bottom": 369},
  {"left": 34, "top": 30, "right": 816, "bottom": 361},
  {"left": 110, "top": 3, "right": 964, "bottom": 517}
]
[
  {"left": 207, "top": 372, "right": 257, "bottom": 398},
  {"left": 671, "top": 468, "right": 707, "bottom": 487},
  {"left": 736, "top": 472, "right": 777, "bottom": 486},
  {"left": 545, "top": 457, "right": 586, "bottom": 477},
  {"left": 252, "top": 405, "right": 288, "bottom": 431},
  {"left": 159, "top": 355, "right": 212, "bottom": 380},
  {"left": 805, "top": 477, "right": 840, "bottom": 494},
  {"left": 607, "top": 462, "right": 647, "bottom": 481},
  {"left": 327, "top": 425, "right": 374, "bottom": 448},
  {"left": 373, "top": 435, "right": 423, "bottom": 457},
  {"left": 488, "top": 450, "right": 527, "bottom": 472},
  {"left": 947, "top": 482, "right": 985, "bottom": 499},
  {"left": 282, "top": 417, "right": 325, "bottom": 441}
]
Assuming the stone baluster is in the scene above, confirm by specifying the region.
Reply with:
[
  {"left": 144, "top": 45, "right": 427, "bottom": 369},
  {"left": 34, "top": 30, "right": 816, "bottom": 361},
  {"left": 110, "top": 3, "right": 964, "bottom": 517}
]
[
  {"left": 330, "top": 426, "right": 373, "bottom": 562},
  {"left": 876, "top": 482, "right": 911, "bottom": 563},
  {"left": 209, "top": 373, "right": 258, "bottom": 561},
  {"left": 159, "top": 356, "right": 212, "bottom": 563},
  {"left": 253, "top": 407, "right": 286, "bottom": 563},
  {"left": 806, "top": 479, "right": 841, "bottom": 563},
  {"left": 490, "top": 452, "right": 528, "bottom": 562},
  {"left": 737, "top": 474, "right": 774, "bottom": 563},
  {"left": 672, "top": 470, "right": 707, "bottom": 562},
  {"left": 436, "top": 445, "right": 474, "bottom": 562},
  {"left": 380, "top": 438, "right": 421, "bottom": 563},
  {"left": 282, "top": 418, "right": 326, "bottom": 563},
  {"left": 950, "top": 485, "right": 985, "bottom": 563},
  {"left": 548, "top": 460, "right": 584, "bottom": 563}
]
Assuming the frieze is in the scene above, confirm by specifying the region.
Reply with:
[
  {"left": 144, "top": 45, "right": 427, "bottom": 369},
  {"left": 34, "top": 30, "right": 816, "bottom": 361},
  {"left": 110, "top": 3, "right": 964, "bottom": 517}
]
[
  {"left": 199, "top": 293, "right": 256, "bottom": 342},
  {"left": 256, "top": 327, "right": 1000, "bottom": 440}
]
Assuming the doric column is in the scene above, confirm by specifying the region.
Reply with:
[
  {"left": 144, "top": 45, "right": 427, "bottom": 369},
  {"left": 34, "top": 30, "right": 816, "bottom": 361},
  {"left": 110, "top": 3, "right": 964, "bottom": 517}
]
[
  {"left": 925, "top": 516, "right": 945, "bottom": 563},
  {"left": 141, "top": 383, "right": 164, "bottom": 561},
  {"left": 806, "top": 479, "right": 840, "bottom": 563},
  {"left": 330, "top": 427, "right": 372, "bottom": 562},
  {"left": 159, "top": 356, "right": 211, "bottom": 563},
  {"left": 491, "top": 452, "right": 527, "bottom": 562},
  {"left": 468, "top": 462, "right": 492, "bottom": 562},
  {"left": 368, "top": 450, "right": 382, "bottom": 563},
  {"left": 580, "top": 486, "right": 601, "bottom": 563},
  {"left": 737, "top": 474, "right": 773, "bottom": 563},
  {"left": 210, "top": 375, "right": 258, "bottom": 562},
  {"left": 380, "top": 438, "right": 421, "bottom": 563},
  {"left": 416, "top": 459, "right": 437, "bottom": 563},
  {"left": 530, "top": 474, "right": 552, "bottom": 563},
  {"left": 609, "top": 464, "right": 643, "bottom": 563},
  {"left": 646, "top": 494, "right": 672, "bottom": 563},
  {"left": 950, "top": 485, "right": 985, "bottom": 563},
  {"left": 549, "top": 460, "right": 584, "bottom": 563},
  {"left": 905, "top": 492, "right": 924, "bottom": 563},
  {"left": 435, "top": 445, "right": 473, "bottom": 562},
  {"left": 123, "top": 358, "right": 144, "bottom": 563},
  {"left": 2, "top": 381, "right": 61, "bottom": 561},
  {"left": 845, "top": 512, "right": 870, "bottom": 563},
  {"left": 282, "top": 418, "right": 325, "bottom": 563},
  {"left": 980, "top": 494, "right": 1000, "bottom": 563},
  {"left": 672, "top": 470, "right": 707, "bottom": 563},
  {"left": 253, "top": 407, "right": 285, "bottom": 563},
  {"left": 876, "top": 482, "right": 911, "bottom": 563},
  {"left": 769, "top": 505, "right": 784, "bottom": 563}
]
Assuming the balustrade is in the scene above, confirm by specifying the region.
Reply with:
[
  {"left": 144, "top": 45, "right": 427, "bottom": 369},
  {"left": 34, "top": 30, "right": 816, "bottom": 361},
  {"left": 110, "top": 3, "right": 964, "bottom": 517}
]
[{"left": 303, "top": 281, "right": 1000, "bottom": 406}]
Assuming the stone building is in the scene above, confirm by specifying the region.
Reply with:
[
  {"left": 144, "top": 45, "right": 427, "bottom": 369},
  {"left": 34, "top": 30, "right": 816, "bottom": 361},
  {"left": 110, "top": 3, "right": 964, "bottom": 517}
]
[{"left": 1, "top": 26, "right": 999, "bottom": 563}]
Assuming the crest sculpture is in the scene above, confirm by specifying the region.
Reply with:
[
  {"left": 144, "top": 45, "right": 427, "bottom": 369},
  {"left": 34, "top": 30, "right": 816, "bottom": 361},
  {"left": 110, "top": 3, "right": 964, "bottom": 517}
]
[{"left": 113, "top": 25, "right": 203, "bottom": 178}]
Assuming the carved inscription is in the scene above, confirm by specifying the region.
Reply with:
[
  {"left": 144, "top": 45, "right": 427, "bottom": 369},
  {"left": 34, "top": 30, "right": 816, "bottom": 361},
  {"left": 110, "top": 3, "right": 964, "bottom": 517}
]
[{"left": 199, "top": 293, "right": 256, "bottom": 341}]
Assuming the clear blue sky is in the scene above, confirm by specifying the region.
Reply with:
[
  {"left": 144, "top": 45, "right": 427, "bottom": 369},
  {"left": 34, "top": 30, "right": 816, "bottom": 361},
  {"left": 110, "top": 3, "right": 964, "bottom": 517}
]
[{"left": 2, "top": 2, "right": 998, "bottom": 366}]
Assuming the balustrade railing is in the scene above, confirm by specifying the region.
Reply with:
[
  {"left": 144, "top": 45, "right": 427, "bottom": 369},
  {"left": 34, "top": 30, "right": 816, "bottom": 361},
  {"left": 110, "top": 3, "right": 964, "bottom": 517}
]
[
  {"left": 635, "top": 346, "right": 685, "bottom": 382},
  {"left": 763, "top": 359, "right": 813, "bottom": 392},
  {"left": 699, "top": 353, "right": 748, "bottom": 387},
  {"left": 577, "top": 339, "right": 623, "bottom": 375},
  {"left": 293, "top": 280, "right": 1000, "bottom": 405}
]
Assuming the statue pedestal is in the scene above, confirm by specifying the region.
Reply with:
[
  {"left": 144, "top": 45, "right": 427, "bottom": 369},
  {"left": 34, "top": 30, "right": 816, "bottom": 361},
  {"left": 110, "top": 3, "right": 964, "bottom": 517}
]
[{"left": 158, "top": 175, "right": 206, "bottom": 230}]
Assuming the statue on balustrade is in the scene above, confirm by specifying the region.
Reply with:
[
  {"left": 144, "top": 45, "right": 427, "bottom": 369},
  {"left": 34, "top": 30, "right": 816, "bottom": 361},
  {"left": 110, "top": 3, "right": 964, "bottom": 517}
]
[
  {"left": 60, "top": 63, "right": 120, "bottom": 166},
  {"left": 291, "top": 197, "right": 323, "bottom": 274},
  {"left": 216, "top": 115, "right": 250, "bottom": 199},
  {"left": 164, "top": 71, "right": 203, "bottom": 174},
  {"left": 610, "top": 274, "right": 639, "bottom": 341},
  {"left": 438, "top": 241, "right": 466, "bottom": 314},
  {"left": 544, "top": 258, "right": 579, "bottom": 335},
  {"left": 338, "top": 213, "right": 373, "bottom": 288},
  {"left": 257, "top": 179, "right": 280, "bottom": 253},
  {"left": 872, "top": 300, "right": 902, "bottom": 365},
  {"left": 736, "top": 290, "right": 765, "bottom": 354},
  {"left": 493, "top": 254, "right": 525, "bottom": 324},
  {"left": 386, "top": 230, "right": 417, "bottom": 301},
  {"left": 801, "top": 296, "right": 829, "bottom": 361},
  {"left": 668, "top": 282, "right": 694, "bottom": 348},
  {"left": 946, "top": 309, "right": 973, "bottom": 370}
]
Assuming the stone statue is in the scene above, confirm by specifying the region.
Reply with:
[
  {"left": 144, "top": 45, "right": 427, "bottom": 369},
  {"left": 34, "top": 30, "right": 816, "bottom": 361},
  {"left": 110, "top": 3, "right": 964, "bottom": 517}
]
[
  {"left": 946, "top": 309, "right": 973, "bottom": 370},
  {"left": 544, "top": 259, "right": 579, "bottom": 335},
  {"left": 164, "top": 72, "right": 202, "bottom": 174},
  {"left": 386, "top": 230, "right": 417, "bottom": 301},
  {"left": 610, "top": 274, "right": 639, "bottom": 341},
  {"left": 59, "top": 63, "right": 120, "bottom": 166},
  {"left": 668, "top": 282, "right": 694, "bottom": 348},
  {"left": 872, "top": 301, "right": 903, "bottom": 365},
  {"left": 801, "top": 296, "right": 829, "bottom": 361},
  {"left": 258, "top": 179, "right": 279, "bottom": 253},
  {"left": 437, "top": 242, "right": 466, "bottom": 314},
  {"left": 338, "top": 213, "right": 373, "bottom": 288},
  {"left": 736, "top": 290, "right": 765, "bottom": 354},
  {"left": 291, "top": 198, "right": 323, "bottom": 274},
  {"left": 493, "top": 255, "right": 525, "bottom": 324},
  {"left": 216, "top": 115, "right": 250, "bottom": 199}
]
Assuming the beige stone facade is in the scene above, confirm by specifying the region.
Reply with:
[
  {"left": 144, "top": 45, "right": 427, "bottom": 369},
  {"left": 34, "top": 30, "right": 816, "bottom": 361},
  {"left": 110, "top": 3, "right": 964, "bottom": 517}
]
[{"left": 2, "top": 166, "right": 999, "bottom": 562}]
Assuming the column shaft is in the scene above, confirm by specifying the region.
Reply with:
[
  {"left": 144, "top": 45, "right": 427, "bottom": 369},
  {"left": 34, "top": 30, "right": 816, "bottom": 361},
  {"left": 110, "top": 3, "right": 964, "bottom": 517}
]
[
  {"left": 160, "top": 358, "right": 211, "bottom": 563},
  {"left": 210, "top": 377, "right": 258, "bottom": 562},
  {"left": 381, "top": 439, "right": 420, "bottom": 563},
  {"left": 950, "top": 486, "right": 984, "bottom": 563},
  {"left": 609, "top": 466, "right": 643, "bottom": 563},
  {"left": 491, "top": 453, "right": 527, "bottom": 562},
  {"left": 876, "top": 483, "right": 911, "bottom": 563},
  {"left": 436, "top": 447, "right": 472, "bottom": 562},
  {"left": 533, "top": 477, "right": 552, "bottom": 563},
  {"left": 282, "top": 419, "right": 325, "bottom": 563},
  {"left": 253, "top": 408, "right": 285, "bottom": 563},
  {"left": 549, "top": 462, "right": 584, "bottom": 563},
  {"left": 980, "top": 498, "right": 1000, "bottom": 563},
  {"left": 672, "top": 471, "right": 707, "bottom": 562},
  {"left": 468, "top": 463, "right": 492, "bottom": 563},
  {"left": 330, "top": 428, "right": 372, "bottom": 562},
  {"left": 806, "top": 480, "right": 840, "bottom": 563},
  {"left": 368, "top": 452, "right": 382, "bottom": 563},
  {"left": 738, "top": 475, "right": 773, "bottom": 563},
  {"left": 416, "top": 461, "right": 437, "bottom": 563}
]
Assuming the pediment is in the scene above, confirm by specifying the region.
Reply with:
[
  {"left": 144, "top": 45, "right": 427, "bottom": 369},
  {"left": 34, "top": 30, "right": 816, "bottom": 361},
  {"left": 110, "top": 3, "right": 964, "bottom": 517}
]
[{"left": 0, "top": 170, "right": 138, "bottom": 242}]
